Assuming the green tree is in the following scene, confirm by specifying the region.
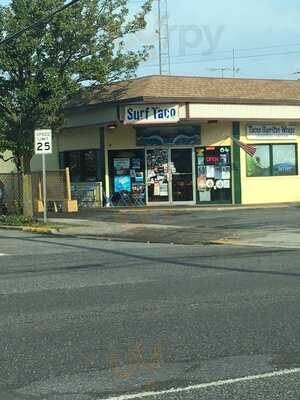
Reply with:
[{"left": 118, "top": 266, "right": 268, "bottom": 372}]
[{"left": 0, "top": 0, "right": 152, "bottom": 173}]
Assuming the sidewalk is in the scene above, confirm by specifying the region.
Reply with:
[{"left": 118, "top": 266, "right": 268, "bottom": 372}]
[
  {"left": 51, "top": 218, "right": 216, "bottom": 244},
  {"left": 47, "top": 204, "right": 300, "bottom": 247}
]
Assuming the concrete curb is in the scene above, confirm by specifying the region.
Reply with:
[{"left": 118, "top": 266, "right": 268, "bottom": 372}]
[
  {"left": 22, "top": 226, "right": 59, "bottom": 234},
  {"left": 209, "top": 238, "right": 300, "bottom": 249},
  {"left": 0, "top": 225, "right": 59, "bottom": 234},
  {"left": 209, "top": 239, "right": 244, "bottom": 246},
  {"left": 0, "top": 224, "right": 23, "bottom": 231}
]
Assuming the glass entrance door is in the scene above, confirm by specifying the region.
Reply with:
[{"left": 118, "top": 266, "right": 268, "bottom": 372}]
[
  {"left": 171, "top": 149, "right": 194, "bottom": 202},
  {"left": 146, "top": 149, "right": 170, "bottom": 203},
  {"left": 146, "top": 148, "right": 195, "bottom": 204}
]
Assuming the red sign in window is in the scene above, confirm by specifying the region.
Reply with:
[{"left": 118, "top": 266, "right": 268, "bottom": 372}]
[{"left": 205, "top": 156, "right": 220, "bottom": 164}]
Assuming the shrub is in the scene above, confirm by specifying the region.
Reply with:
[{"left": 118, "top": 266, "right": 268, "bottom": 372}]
[{"left": 0, "top": 215, "right": 35, "bottom": 226}]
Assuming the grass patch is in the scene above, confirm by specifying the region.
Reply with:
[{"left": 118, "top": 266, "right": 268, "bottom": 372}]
[{"left": 0, "top": 215, "right": 62, "bottom": 230}]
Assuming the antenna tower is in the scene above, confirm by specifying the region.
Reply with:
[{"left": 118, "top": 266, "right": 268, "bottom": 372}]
[{"left": 158, "top": 0, "right": 171, "bottom": 75}]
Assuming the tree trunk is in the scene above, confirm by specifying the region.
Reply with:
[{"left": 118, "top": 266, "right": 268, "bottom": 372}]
[{"left": 22, "top": 153, "right": 33, "bottom": 174}]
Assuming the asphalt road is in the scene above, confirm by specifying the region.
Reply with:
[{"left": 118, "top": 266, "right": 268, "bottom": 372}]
[{"left": 0, "top": 230, "right": 300, "bottom": 399}]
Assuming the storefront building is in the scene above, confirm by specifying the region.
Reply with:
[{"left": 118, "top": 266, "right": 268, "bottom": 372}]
[{"left": 30, "top": 75, "right": 300, "bottom": 206}]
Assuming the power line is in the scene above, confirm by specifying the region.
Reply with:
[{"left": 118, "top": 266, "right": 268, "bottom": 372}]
[
  {"left": 142, "top": 48, "right": 300, "bottom": 68},
  {"left": 0, "top": 0, "right": 82, "bottom": 45},
  {"left": 148, "top": 42, "right": 300, "bottom": 61}
]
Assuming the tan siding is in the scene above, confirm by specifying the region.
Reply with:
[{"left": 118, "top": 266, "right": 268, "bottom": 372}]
[
  {"left": 58, "top": 127, "right": 100, "bottom": 151},
  {"left": 189, "top": 103, "right": 300, "bottom": 121}
]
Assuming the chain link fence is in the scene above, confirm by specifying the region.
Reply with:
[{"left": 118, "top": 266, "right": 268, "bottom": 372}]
[{"left": 0, "top": 173, "right": 23, "bottom": 214}]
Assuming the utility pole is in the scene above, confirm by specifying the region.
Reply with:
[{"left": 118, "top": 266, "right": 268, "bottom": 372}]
[
  {"left": 157, "top": 0, "right": 171, "bottom": 75},
  {"left": 233, "top": 48, "right": 235, "bottom": 78},
  {"left": 232, "top": 48, "right": 240, "bottom": 78}
]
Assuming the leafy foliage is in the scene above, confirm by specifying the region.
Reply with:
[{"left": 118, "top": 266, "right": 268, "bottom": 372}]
[
  {"left": 0, "top": 214, "right": 34, "bottom": 226},
  {"left": 0, "top": 0, "right": 153, "bottom": 172}
]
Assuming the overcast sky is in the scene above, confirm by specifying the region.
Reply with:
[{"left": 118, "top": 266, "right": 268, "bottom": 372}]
[{"left": 1, "top": 0, "right": 300, "bottom": 80}]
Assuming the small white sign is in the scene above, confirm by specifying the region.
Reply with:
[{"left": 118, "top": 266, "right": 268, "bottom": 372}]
[
  {"left": 247, "top": 125, "right": 297, "bottom": 140},
  {"left": 124, "top": 104, "right": 180, "bottom": 124},
  {"left": 34, "top": 129, "right": 52, "bottom": 154}
]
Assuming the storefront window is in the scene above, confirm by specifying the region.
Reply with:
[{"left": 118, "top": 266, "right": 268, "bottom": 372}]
[
  {"left": 272, "top": 144, "right": 297, "bottom": 176},
  {"left": 83, "top": 150, "right": 98, "bottom": 181},
  {"left": 60, "top": 149, "right": 99, "bottom": 182},
  {"left": 64, "top": 151, "right": 81, "bottom": 182},
  {"left": 108, "top": 149, "right": 145, "bottom": 196},
  {"left": 246, "top": 145, "right": 270, "bottom": 177},
  {"left": 246, "top": 144, "right": 297, "bottom": 177}
]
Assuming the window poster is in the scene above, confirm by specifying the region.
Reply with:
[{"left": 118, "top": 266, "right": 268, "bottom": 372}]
[
  {"left": 160, "top": 183, "right": 168, "bottom": 196},
  {"left": 199, "top": 190, "right": 211, "bottom": 202},
  {"left": 197, "top": 156, "right": 205, "bottom": 165},
  {"left": 221, "top": 166, "right": 231, "bottom": 180},
  {"left": 206, "top": 179, "right": 214, "bottom": 189},
  {"left": 130, "top": 169, "right": 136, "bottom": 178},
  {"left": 206, "top": 165, "right": 215, "bottom": 178},
  {"left": 197, "top": 165, "right": 206, "bottom": 176},
  {"left": 223, "top": 180, "right": 231, "bottom": 189},
  {"left": 135, "top": 172, "right": 144, "bottom": 183},
  {"left": 114, "top": 175, "right": 131, "bottom": 192},
  {"left": 114, "top": 158, "right": 130, "bottom": 170},
  {"left": 196, "top": 148, "right": 205, "bottom": 156},
  {"left": 197, "top": 175, "right": 206, "bottom": 191},
  {"left": 216, "top": 180, "right": 224, "bottom": 189},
  {"left": 132, "top": 158, "right": 141, "bottom": 169},
  {"left": 220, "top": 154, "right": 229, "bottom": 165},
  {"left": 154, "top": 181, "right": 160, "bottom": 196},
  {"left": 215, "top": 166, "right": 222, "bottom": 180}
]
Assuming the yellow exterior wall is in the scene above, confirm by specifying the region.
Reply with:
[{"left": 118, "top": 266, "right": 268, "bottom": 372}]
[
  {"left": 240, "top": 122, "right": 300, "bottom": 204},
  {"left": 106, "top": 125, "right": 136, "bottom": 149},
  {"left": 58, "top": 127, "right": 100, "bottom": 151},
  {"left": 201, "top": 121, "right": 232, "bottom": 146}
]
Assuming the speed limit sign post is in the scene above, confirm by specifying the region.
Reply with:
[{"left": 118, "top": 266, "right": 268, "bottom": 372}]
[{"left": 34, "top": 129, "right": 52, "bottom": 224}]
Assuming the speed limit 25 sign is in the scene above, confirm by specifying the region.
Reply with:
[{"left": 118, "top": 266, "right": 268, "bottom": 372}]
[{"left": 34, "top": 129, "right": 52, "bottom": 154}]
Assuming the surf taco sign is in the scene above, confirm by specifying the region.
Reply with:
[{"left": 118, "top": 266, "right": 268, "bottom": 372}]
[{"left": 124, "top": 104, "right": 180, "bottom": 124}]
